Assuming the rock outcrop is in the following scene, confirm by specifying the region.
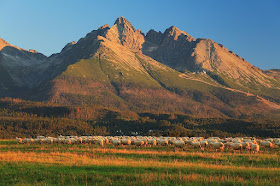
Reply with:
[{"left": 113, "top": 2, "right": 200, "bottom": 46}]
[
  {"left": 105, "top": 17, "right": 145, "bottom": 51},
  {"left": 143, "top": 26, "right": 274, "bottom": 88}
]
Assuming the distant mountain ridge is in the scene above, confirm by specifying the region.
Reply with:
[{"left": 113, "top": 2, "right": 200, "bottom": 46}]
[
  {"left": 0, "top": 17, "right": 279, "bottom": 119},
  {"left": 263, "top": 69, "right": 280, "bottom": 81}
]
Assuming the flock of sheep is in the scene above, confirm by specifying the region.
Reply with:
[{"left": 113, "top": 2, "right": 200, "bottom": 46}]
[{"left": 16, "top": 136, "right": 280, "bottom": 152}]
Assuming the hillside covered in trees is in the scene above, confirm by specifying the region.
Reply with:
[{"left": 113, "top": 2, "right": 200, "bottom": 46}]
[{"left": 0, "top": 98, "right": 279, "bottom": 139}]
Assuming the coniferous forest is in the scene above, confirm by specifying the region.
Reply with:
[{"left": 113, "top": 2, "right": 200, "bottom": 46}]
[{"left": 1, "top": 98, "right": 279, "bottom": 139}]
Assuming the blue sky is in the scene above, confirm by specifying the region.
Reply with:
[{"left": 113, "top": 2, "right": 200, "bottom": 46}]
[{"left": 0, "top": 0, "right": 279, "bottom": 69}]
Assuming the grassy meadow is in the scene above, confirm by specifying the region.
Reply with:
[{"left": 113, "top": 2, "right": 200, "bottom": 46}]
[{"left": 0, "top": 140, "right": 280, "bottom": 185}]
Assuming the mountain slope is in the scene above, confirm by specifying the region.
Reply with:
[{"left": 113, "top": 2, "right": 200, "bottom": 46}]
[
  {"left": 45, "top": 18, "right": 279, "bottom": 118},
  {"left": 142, "top": 27, "right": 280, "bottom": 103},
  {"left": 263, "top": 69, "right": 280, "bottom": 81},
  {"left": 0, "top": 17, "right": 279, "bottom": 119}
]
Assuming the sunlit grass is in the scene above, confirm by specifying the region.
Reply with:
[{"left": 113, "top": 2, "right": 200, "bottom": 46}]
[{"left": 0, "top": 140, "right": 279, "bottom": 185}]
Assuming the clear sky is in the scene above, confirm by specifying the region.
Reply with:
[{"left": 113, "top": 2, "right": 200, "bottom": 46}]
[{"left": 0, "top": 0, "right": 279, "bottom": 69}]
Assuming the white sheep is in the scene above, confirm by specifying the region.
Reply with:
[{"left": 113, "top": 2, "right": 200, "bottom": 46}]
[
  {"left": 158, "top": 139, "right": 169, "bottom": 146},
  {"left": 231, "top": 143, "right": 243, "bottom": 150},
  {"left": 103, "top": 138, "right": 109, "bottom": 144},
  {"left": 134, "top": 140, "right": 145, "bottom": 146},
  {"left": 45, "top": 138, "right": 54, "bottom": 144},
  {"left": 173, "top": 140, "right": 185, "bottom": 148},
  {"left": 112, "top": 139, "right": 121, "bottom": 146},
  {"left": 16, "top": 137, "right": 22, "bottom": 144},
  {"left": 241, "top": 142, "right": 250, "bottom": 150},
  {"left": 33, "top": 138, "right": 41, "bottom": 144},
  {"left": 64, "top": 138, "right": 71, "bottom": 144},
  {"left": 212, "top": 142, "right": 224, "bottom": 151},
  {"left": 260, "top": 141, "right": 273, "bottom": 148},
  {"left": 95, "top": 139, "right": 104, "bottom": 146},
  {"left": 148, "top": 139, "right": 157, "bottom": 146},
  {"left": 13, "top": 135, "right": 279, "bottom": 153},
  {"left": 22, "top": 138, "right": 32, "bottom": 144},
  {"left": 200, "top": 141, "right": 208, "bottom": 148},
  {"left": 76, "top": 137, "right": 83, "bottom": 144},
  {"left": 191, "top": 141, "right": 201, "bottom": 148},
  {"left": 251, "top": 144, "right": 260, "bottom": 153},
  {"left": 121, "top": 139, "right": 131, "bottom": 145}
]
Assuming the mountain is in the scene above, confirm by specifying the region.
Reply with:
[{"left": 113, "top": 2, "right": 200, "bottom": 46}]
[
  {"left": 0, "top": 17, "right": 279, "bottom": 119},
  {"left": 143, "top": 27, "right": 280, "bottom": 102}
]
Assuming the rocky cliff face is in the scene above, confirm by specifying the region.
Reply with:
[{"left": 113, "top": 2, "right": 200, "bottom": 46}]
[
  {"left": 143, "top": 26, "right": 197, "bottom": 71},
  {"left": 142, "top": 27, "right": 275, "bottom": 89},
  {"left": 0, "top": 40, "right": 48, "bottom": 87},
  {"left": 191, "top": 38, "right": 274, "bottom": 87},
  {"left": 104, "top": 17, "right": 145, "bottom": 52}
]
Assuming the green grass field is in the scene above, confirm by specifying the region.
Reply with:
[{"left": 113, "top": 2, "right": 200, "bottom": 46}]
[{"left": 0, "top": 140, "right": 279, "bottom": 185}]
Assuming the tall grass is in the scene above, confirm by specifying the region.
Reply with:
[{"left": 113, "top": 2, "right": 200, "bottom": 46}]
[{"left": 0, "top": 141, "right": 279, "bottom": 185}]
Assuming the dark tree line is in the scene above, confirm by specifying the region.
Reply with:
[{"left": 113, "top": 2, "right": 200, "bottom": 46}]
[{"left": 0, "top": 97, "right": 279, "bottom": 138}]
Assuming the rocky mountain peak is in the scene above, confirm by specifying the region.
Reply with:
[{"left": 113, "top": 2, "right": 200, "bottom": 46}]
[
  {"left": 114, "top": 16, "right": 135, "bottom": 31},
  {"left": 0, "top": 38, "right": 27, "bottom": 51},
  {"left": 98, "top": 24, "right": 110, "bottom": 30},
  {"left": 145, "top": 29, "right": 164, "bottom": 45},
  {"left": 28, "top": 49, "right": 38, "bottom": 53},
  {"left": 61, "top": 41, "right": 77, "bottom": 52},
  {"left": 163, "top": 26, "right": 195, "bottom": 41},
  {"left": 0, "top": 38, "right": 12, "bottom": 50},
  {"left": 104, "top": 17, "right": 144, "bottom": 51},
  {"left": 166, "top": 26, "right": 180, "bottom": 32}
]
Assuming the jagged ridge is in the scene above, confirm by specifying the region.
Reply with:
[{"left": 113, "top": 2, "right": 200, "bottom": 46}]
[{"left": 0, "top": 17, "right": 279, "bottom": 119}]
